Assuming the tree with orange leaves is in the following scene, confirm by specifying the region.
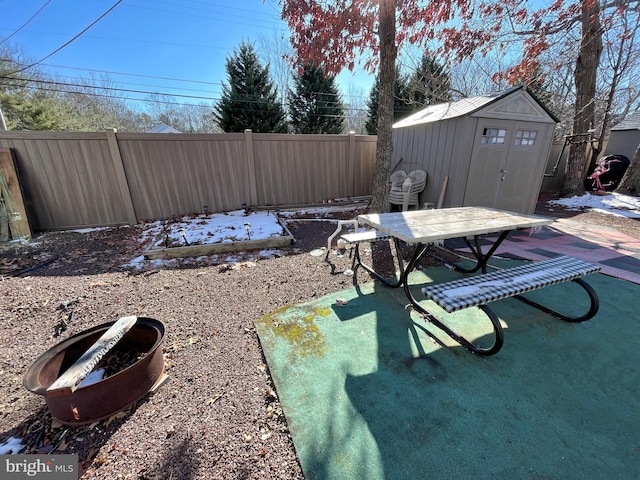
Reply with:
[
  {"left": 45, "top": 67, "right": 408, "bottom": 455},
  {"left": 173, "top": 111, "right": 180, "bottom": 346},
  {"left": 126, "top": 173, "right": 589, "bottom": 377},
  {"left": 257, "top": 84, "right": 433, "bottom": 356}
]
[{"left": 280, "top": 0, "right": 640, "bottom": 209}]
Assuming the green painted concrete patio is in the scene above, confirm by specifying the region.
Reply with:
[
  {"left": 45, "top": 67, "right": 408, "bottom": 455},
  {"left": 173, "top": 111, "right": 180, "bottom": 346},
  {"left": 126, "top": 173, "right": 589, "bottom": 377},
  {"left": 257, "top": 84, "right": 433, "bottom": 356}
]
[{"left": 255, "top": 262, "right": 639, "bottom": 480}]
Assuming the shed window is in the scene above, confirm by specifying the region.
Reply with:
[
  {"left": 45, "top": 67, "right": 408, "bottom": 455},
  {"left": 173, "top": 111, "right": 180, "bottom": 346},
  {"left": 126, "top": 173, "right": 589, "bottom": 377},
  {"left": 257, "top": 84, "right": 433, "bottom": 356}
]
[
  {"left": 481, "top": 128, "right": 506, "bottom": 145},
  {"left": 515, "top": 130, "right": 537, "bottom": 146}
]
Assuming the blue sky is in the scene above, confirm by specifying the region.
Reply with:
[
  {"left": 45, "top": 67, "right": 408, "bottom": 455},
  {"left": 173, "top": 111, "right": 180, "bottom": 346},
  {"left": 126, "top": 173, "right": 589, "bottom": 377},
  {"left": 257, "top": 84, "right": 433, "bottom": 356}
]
[{"left": 2, "top": 0, "right": 374, "bottom": 110}]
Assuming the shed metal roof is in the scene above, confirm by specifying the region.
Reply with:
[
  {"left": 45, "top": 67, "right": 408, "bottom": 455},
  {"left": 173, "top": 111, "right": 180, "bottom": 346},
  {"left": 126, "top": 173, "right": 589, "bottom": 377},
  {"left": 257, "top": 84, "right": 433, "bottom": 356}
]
[
  {"left": 149, "top": 124, "right": 182, "bottom": 133},
  {"left": 611, "top": 111, "right": 640, "bottom": 131},
  {"left": 392, "top": 85, "right": 557, "bottom": 128}
]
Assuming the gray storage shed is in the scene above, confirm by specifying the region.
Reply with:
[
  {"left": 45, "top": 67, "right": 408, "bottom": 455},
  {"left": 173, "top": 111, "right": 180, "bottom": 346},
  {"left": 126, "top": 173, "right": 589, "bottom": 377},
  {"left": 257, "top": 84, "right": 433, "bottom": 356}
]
[
  {"left": 603, "top": 111, "right": 640, "bottom": 161},
  {"left": 392, "top": 85, "right": 558, "bottom": 214}
]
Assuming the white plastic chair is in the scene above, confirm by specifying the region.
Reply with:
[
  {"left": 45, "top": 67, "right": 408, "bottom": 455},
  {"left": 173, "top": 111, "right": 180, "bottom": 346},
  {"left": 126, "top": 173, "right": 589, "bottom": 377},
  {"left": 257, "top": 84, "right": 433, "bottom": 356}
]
[
  {"left": 389, "top": 170, "right": 407, "bottom": 193},
  {"left": 389, "top": 169, "right": 427, "bottom": 211}
]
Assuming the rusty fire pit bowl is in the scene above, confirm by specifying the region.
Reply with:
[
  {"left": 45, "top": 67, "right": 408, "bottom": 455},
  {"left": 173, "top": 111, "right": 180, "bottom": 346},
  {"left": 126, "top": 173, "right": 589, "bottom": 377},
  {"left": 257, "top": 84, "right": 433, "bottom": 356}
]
[{"left": 23, "top": 317, "right": 166, "bottom": 425}]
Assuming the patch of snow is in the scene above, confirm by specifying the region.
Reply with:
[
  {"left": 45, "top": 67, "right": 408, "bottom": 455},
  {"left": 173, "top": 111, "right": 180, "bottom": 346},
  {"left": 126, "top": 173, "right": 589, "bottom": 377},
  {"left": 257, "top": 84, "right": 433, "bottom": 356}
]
[
  {"left": 259, "top": 249, "right": 284, "bottom": 259},
  {"left": 141, "top": 210, "right": 285, "bottom": 248},
  {"left": 125, "top": 209, "right": 294, "bottom": 270},
  {"left": 127, "top": 255, "right": 146, "bottom": 269},
  {"left": 279, "top": 205, "right": 362, "bottom": 217},
  {"left": 0, "top": 436, "right": 25, "bottom": 454},
  {"left": 71, "top": 227, "right": 111, "bottom": 234},
  {"left": 548, "top": 193, "right": 640, "bottom": 219}
]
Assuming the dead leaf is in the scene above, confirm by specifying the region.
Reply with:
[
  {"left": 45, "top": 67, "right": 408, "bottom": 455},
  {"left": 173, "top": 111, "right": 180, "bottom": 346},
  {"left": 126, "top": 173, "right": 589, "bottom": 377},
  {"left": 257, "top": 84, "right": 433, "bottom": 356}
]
[
  {"left": 88, "top": 447, "right": 101, "bottom": 460},
  {"left": 104, "top": 411, "right": 127, "bottom": 429},
  {"left": 206, "top": 393, "right": 224, "bottom": 405},
  {"left": 56, "top": 439, "right": 70, "bottom": 451}
]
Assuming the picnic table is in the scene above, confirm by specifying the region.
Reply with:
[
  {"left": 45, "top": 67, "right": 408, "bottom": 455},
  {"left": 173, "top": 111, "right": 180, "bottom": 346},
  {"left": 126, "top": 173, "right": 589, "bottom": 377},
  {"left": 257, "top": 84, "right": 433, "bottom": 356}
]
[{"left": 348, "top": 207, "right": 600, "bottom": 356}]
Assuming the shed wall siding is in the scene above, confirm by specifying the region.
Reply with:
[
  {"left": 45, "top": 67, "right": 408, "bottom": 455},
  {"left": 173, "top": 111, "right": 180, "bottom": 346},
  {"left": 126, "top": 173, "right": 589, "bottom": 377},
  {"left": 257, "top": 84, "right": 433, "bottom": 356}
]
[
  {"left": 392, "top": 116, "right": 477, "bottom": 208},
  {"left": 603, "top": 131, "right": 640, "bottom": 161}
]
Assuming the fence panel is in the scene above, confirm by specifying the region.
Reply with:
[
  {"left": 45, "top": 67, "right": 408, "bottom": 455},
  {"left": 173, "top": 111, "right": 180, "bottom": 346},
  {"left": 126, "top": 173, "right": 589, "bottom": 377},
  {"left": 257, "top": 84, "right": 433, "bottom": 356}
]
[
  {"left": 0, "top": 132, "right": 134, "bottom": 229},
  {"left": 116, "top": 133, "right": 249, "bottom": 220},
  {"left": 251, "top": 133, "right": 377, "bottom": 205},
  {"left": 0, "top": 130, "right": 377, "bottom": 230}
]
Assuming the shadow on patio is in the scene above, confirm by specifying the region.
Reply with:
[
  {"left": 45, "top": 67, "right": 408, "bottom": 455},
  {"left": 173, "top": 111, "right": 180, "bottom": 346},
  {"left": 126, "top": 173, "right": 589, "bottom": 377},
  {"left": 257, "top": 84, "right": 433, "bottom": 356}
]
[{"left": 255, "top": 264, "right": 640, "bottom": 479}]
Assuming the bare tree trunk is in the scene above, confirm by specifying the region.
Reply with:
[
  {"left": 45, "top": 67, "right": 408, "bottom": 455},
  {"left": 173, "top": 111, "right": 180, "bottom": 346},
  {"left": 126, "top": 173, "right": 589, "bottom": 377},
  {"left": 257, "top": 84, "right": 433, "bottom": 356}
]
[
  {"left": 586, "top": 11, "right": 635, "bottom": 173},
  {"left": 370, "top": 0, "right": 397, "bottom": 213},
  {"left": 561, "top": 0, "right": 603, "bottom": 197},
  {"left": 615, "top": 144, "right": 640, "bottom": 195}
]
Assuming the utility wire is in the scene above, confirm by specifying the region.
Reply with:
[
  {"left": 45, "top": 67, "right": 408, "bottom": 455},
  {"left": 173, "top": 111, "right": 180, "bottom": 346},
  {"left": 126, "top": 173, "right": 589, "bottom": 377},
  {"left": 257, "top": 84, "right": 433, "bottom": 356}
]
[
  {"left": 0, "top": 0, "right": 52, "bottom": 45},
  {"left": 0, "top": 76, "right": 219, "bottom": 102},
  {"left": 1, "top": 60, "right": 371, "bottom": 102},
  {"left": 7, "top": 0, "right": 123, "bottom": 76},
  {"left": 1, "top": 68, "right": 363, "bottom": 106},
  {"left": 0, "top": 80, "right": 370, "bottom": 116},
  {"left": 0, "top": 75, "right": 359, "bottom": 110}
]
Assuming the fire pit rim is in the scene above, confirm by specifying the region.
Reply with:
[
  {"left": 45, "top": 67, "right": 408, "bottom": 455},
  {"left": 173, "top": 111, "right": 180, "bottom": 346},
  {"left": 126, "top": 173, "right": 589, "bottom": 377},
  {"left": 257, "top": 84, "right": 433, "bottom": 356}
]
[{"left": 23, "top": 317, "right": 166, "bottom": 425}]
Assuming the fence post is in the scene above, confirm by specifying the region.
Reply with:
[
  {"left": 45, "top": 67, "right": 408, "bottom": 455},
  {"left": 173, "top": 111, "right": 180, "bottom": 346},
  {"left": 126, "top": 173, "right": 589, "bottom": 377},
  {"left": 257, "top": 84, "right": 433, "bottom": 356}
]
[
  {"left": 244, "top": 129, "right": 259, "bottom": 206},
  {"left": 105, "top": 128, "right": 137, "bottom": 225},
  {"left": 348, "top": 131, "right": 356, "bottom": 196}
]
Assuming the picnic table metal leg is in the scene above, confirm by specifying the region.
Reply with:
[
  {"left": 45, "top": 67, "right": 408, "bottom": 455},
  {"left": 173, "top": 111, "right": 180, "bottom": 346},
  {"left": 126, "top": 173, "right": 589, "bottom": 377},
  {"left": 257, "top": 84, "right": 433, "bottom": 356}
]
[
  {"left": 514, "top": 278, "right": 600, "bottom": 322},
  {"left": 352, "top": 237, "right": 406, "bottom": 288},
  {"left": 425, "top": 231, "right": 511, "bottom": 274},
  {"left": 402, "top": 243, "right": 505, "bottom": 356},
  {"left": 456, "top": 231, "right": 511, "bottom": 274}
]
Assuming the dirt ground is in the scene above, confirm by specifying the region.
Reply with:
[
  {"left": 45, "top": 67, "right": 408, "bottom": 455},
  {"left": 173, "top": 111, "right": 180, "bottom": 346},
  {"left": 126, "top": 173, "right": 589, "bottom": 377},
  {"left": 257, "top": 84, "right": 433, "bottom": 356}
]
[{"left": 1, "top": 193, "right": 639, "bottom": 479}]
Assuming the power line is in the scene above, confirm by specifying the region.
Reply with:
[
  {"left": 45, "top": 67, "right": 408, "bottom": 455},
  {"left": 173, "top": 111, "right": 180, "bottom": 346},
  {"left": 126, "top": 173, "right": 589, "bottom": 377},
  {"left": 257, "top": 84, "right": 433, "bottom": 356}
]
[
  {"left": 123, "top": 0, "right": 285, "bottom": 31},
  {"left": 7, "top": 0, "right": 124, "bottom": 75},
  {"left": 0, "top": 76, "right": 220, "bottom": 102},
  {"left": 0, "top": 29, "right": 236, "bottom": 54},
  {"left": 2, "top": 60, "right": 371, "bottom": 103},
  {"left": 46, "top": 73, "right": 221, "bottom": 96},
  {"left": 0, "top": 80, "right": 371, "bottom": 117},
  {"left": 0, "top": 81, "right": 212, "bottom": 108},
  {"left": 3, "top": 75, "right": 359, "bottom": 110},
  {"left": 0, "top": 0, "right": 52, "bottom": 45},
  {"left": 40, "top": 62, "right": 225, "bottom": 87}
]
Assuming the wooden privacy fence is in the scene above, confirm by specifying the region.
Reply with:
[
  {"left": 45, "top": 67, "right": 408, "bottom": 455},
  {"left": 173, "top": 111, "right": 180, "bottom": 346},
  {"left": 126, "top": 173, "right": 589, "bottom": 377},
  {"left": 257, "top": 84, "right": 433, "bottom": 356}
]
[{"left": 0, "top": 129, "right": 377, "bottom": 230}]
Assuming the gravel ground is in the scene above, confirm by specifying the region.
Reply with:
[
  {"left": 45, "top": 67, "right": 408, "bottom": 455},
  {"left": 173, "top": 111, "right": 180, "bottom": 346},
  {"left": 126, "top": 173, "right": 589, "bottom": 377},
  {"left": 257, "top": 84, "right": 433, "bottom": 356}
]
[{"left": 1, "top": 194, "right": 639, "bottom": 479}]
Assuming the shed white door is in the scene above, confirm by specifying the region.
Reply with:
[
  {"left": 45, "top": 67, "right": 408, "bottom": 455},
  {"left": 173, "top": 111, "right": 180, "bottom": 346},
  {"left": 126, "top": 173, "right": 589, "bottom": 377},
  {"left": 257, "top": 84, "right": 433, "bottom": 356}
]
[{"left": 464, "top": 120, "right": 545, "bottom": 213}]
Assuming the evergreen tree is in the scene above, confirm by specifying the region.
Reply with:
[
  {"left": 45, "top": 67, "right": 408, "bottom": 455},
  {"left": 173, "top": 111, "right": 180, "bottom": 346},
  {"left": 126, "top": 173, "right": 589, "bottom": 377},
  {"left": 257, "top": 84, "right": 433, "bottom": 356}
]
[
  {"left": 0, "top": 51, "right": 65, "bottom": 130},
  {"left": 288, "top": 63, "right": 344, "bottom": 134},
  {"left": 213, "top": 42, "right": 287, "bottom": 133},
  {"left": 364, "top": 67, "right": 412, "bottom": 135},
  {"left": 408, "top": 55, "right": 452, "bottom": 107}
]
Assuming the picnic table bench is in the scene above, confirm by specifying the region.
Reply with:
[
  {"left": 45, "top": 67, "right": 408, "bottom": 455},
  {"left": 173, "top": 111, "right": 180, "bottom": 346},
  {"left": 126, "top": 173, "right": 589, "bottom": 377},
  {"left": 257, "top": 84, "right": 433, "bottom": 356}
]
[
  {"left": 326, "top": 220, "right": 390, "bottom": 252},
  {"left": 421, "top": 255, "right": 601, "bottom": 355}
]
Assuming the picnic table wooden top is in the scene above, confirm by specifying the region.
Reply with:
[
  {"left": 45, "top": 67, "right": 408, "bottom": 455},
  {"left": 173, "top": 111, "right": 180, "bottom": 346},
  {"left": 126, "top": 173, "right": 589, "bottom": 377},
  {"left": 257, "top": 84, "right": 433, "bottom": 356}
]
[{"left": 358, "top": 206, "right": 553, "bottom": 244}]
